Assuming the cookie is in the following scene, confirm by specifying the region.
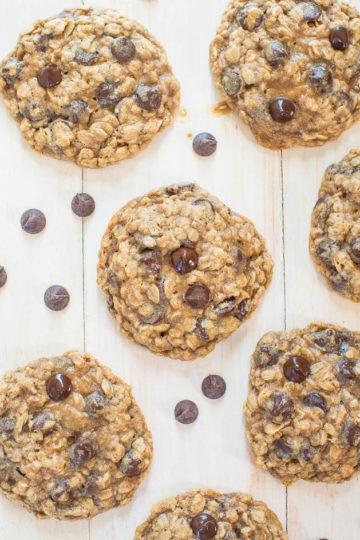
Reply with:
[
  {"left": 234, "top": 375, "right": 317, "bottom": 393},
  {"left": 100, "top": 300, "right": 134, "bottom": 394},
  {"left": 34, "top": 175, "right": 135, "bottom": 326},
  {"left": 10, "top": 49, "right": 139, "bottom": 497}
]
[
  {"left": 97, "top": 183, "right": 273, "bottom": 361},
  {"left": 244, "top": 322, "right": 360, "bottom": 485},
  {"left": 133, "top": 488, "right": 288, "bottom": 539},
  {"left": 310, "top": 149, "right": 360, "bottom": 301},
  {"left": 210, "top": 0, "right": 360, "bottom": 149},
  {"left": 0, "top": 351, "right": 152, "bottom": 519},
  {"left": 0, "top": 7, "right": 179, "bottom": 168}
]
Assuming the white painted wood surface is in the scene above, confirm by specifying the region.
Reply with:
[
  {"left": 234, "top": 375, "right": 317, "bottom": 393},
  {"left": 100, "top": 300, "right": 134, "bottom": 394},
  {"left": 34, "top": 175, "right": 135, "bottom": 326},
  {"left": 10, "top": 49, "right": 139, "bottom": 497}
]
[{"left": 0, "top": 1, "right": 359, "bottom": 539}]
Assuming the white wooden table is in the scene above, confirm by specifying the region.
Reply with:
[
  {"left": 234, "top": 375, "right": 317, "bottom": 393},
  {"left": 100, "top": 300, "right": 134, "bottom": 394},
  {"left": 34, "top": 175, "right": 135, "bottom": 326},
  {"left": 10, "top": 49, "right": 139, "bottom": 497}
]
[{"left": 1, "top": 1, "right": 360, "bottom": 538}]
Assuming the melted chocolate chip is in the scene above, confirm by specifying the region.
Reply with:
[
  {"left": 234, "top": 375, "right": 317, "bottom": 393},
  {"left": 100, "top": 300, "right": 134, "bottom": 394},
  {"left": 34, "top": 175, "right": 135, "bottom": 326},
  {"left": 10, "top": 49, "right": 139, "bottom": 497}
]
[
  {"left": 37, "top": 65, "right": 62, "bottom": 88},
  {"left": 300, "top": 440, "right": 319, "bottom": 462},
  {"left": 334, "top": 358, "right": 356, "bottom": 383},
  {"left": 111, "top": 37, "right": 136, "bottom": 63},
  {"left": 311, "top": 328, "right": 341, "bottom": 352},
  {"left": 308, "top": 63, "right": 333, "bottom": 94},
  {"left": 171, "top": 247, "right": 198, "bottom": 274},
  {"left": 84, "top": 391, "right": 107, "bottom": 415},
  {"left": 194, "top": 317, "right": 209, "bottom": 341},
  {"left": 193, "top": 133, "right": 217, "bottom": 156},
  {"left": 268, "top": 392, "right": 295, "bottom": 423},
  {"left": 191, "top": 513, "right": 218, "bottom": 539},
  {"left": 269, "top": 98, "right": 296, "bottom": 122},
  {"left": 254, "top": 344, "right": 280, "bottom": 367},
  {"left": 329, "top": 26, "right": 349, "bottom": 50},
  {"left": 233, "top": 246, "right": 248, "bottom": 272},
  {"left": 202, "top": 375, "right": 226, "bottom": 399},
  {"left": 119, "top": 450, "right": 142, "bottom": 477},
  {"left": 74, "top": 48, "right": 98, "bottom": 65},
  {"left": 0, "top": 417, "right": 15, "bottom": 434},
  {"left": 350, "top": 238, "right": 360, "bottom": 266},
  {"left": 135, "top": 85, "right": 162, "bottom": 111},
  {"left": 221, "top": 68, "right": 242, "bottom": 97},
  {"left": 44, "top": 285, "right": 70, "bottom": 311},
  {"left": 174, "top": 400, "right": 198, "bottom": 424},
  {"left": 23, "top": 101, "right": 52, "bottom": 126},
  {"left": 235, "top": 4, "right": 264, "bottom": 30},
  {"left": 274, "top": 437, "right": 293, "bottom": 459},
  {"left": 283, "top": 356, "right": 310, "bottom": 382},
  {"left": 140, "top": 249, "right": 162, "bottom": 273},
  {"left": 139, "top": 304, "right": 164, "bottom": 325},
  {"left": 303, "top": 392, "right": 327, "bottom": 412},
  {"left": 1, "top": 57, "right": 23, "bottom": 86},
  {"left": 21, "top": 209, "right": 46, "bottom": 234},
  {"left": 0, "top": 267, "right": 7, "bottom": 288},
  {"left": 234, "top": 300, "right": 248, "bottom": 321},
  {"left": 71, "top": 439, "right": 95, "bottom": 467},
  {"left": 36, "top": 34, "right": 52, "bottom": 52},
  {"left": 301, "top": 1, "right": 322, "bottom": 22},
  {"left": 184, "top": 282, "right": 210, "bottom": 309},
  {"left": 213, "top": 297, "right": 236, "bottom": 316},
  {"left": 342, "top": 422, "right": 360, "bottom": 446},
  {"left": 264, "top": 41, "right": 290, "bottom": 67},
  {"left": 46, "top": 373, "right": 72, "bottom": 401},
  {"left": 63, "top": 99, "right": 90, "bottom": 124},
  {"left": 30, "top": 411, "right": 55, "bottom": 432},
  {"left": 96, "top": 80, "right": 120, "bottom": 108},
  {"left": 50, "top": 478, "right": 71, "bottom": 502},
  {"left": 71, "top": 193, "right": 95, "bottom": 217}
]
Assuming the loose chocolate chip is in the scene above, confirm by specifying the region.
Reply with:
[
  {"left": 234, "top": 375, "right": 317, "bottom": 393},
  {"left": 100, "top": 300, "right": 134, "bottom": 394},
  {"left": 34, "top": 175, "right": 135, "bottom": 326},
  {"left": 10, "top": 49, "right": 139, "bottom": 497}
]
[
  {"left": 1, "top": 57, "right": 23, "bottom": 86},
  {"left": 235, "top": 4, "right": 264, "bottom": 30},
  {"left": 174, "top": 400, "right": 198, "bottom": 424},
  {"left": 283, "top": 356, "right": 310, "bottom": 382},
  {"left": 37, "top": 65, "right": 62, "bottom": 88},
  {"left": 334, "top": 358, "right": 356, "bottom": 383},
  {"left": 269, "top": 98, "right": 295, "bottom": 122},
  {"left": 140, "top": 249, "right": 162, "bottom": 273},
  {"left": 267, "top": 392, "right": 295, "bottom": 423},
  {"left": 233, "top": 246, "right": 248, "bottom": 272},
  {"left": 71, "top": 193, "right": 95, "bottom": 217},
  {"left": 192, "top": 132, "right": 217, "bottom": 156},
  {"left": 44, "top": 285, "right": 70, "bottom": 311},
  {"left": 213, "top": 297, "right": 236, "bottom": 316},
  {"left": 46, "top": 373, "right": 72, "bottom": 401},
  {"left": 221, "top": 68, "right": 242, "bottom": 97},
  {"left": 84, "top": 391, "right": 107, "bottom": 415},
  {"left": 171, "top": 247, "right": 198, "bottom": 274},
  {"left": 234, "top": 300, "right": 248, "bottom": 321},
  {"left": 254, "top": 344, "right": 280, "bottom": 367},
  {"left": 0, "top": 417, "right": 15, "bottom": 434},
  {"left": 202, "top": 375, "right": 226, "bottom": 399},
  {"left": 330, "top": 26, "right": 349, "bottom": 50},
  {"left": 191, "top": 513, "right": 218, "bottom": 539},
  {"left": 303, "top": 392, "right": 327, "bottom": 412},
  {"left": 308, "top": 63, "right": 333, "bottom": 94},
  {"left": 301, "top": 1, "right": 322, "bottom": 22},
  {"left": 74, "top": 48, "right": 98, "bottom": 65},
  {"left": 194, "top": 317, "right": 209, "bottom": 341},
  {"left": 342, "top": 422, "right": 360, "bottom": 446},
  {"left": 350, "top": 238, "right": 360, "bottom": 266},
  {"left": 119, "top": 450, "right": 142, "bottom": 477},
  {"left": 21, "top": 209, "right": 46, "bottom": 234},
  {"left": 135, "top": 85, "right": 162, "bottom": 111},
  {"left": 264, "top": 41, "right": 290, "bottom": 67},
  {"left": 30, "top": 411, "right": 55, "bottom": 432},
  {"left": 71, "top": 439, "right": 95, "bottom": 467},
  {"left": 184, "top": 282, "right": 210, "bottom": 309},
  {"left": 0, "top": 267, "right": 7, "bottom": 288},
  {"left": 63, "top": 99, "right": 90, "bottom": 124},
  {"left": 96, "top": 80, "right": 120, "bottom": 108},
  {"left": 139, "top": 304, "right": 164, "bottom": 325},
  {"left": 111, "top": 37, "right": 136, "bottom": 63}
]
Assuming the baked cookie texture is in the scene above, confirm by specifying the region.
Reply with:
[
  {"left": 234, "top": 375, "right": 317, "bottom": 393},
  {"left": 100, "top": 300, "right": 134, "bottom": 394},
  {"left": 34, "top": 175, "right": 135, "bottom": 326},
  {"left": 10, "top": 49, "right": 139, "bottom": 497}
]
[
  {"left": 210, "top": 0, "right": 360, "bottom": 149},
  {"left": 310, "top": 149, "right": 360, "bottom": 301},
  {"left": 244, "top": 322, "right": 360, "bottom": 485},
  {"left": 97, "top": 183, "right": 273, "bottom": 361},
  {"left": 133, "top": 489, "right": 288, "bottom": 539},
  {"left": 0, "top": 7, "right": 180, "bottom": 168},
  {"left": 0, "top": 351, "right": 153, "bottom": 519}
]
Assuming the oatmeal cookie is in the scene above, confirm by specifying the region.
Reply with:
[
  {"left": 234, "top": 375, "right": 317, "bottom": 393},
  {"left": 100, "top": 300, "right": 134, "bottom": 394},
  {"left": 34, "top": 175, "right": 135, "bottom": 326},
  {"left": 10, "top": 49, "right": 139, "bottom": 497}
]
[
  {"left": 210, "top": 0, "right": 360, "bottom": 149},
  {"left": 133, "top": 488, "right": 288, "bottom": 539},
  {"left": 0, "top": 7, "right": 179, "bottom": 168},
  {"left": 0, "top": 351, "right": 153, "bottom": 519},
  {"left": 97, "top": 183, "right": 273, "bottom": 361},
  {"left": 244, "top": 322, "right": 360, "bottom": 485},
  {"left": 310, "top": 149, "right": 360, "bottom": 301}
]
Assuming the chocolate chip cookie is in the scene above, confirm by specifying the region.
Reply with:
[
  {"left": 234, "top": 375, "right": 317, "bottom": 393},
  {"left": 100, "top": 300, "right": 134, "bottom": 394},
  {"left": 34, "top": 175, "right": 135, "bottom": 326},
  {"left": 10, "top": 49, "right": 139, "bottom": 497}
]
[
  {"left": 0, "top": 7, "right": 179, "bottom": 168},
  {"left": 133, "top": 489, "right": 288, "bottom": 539},
  {"left": 310, "top": 149, "right": 360, "bottom": 301},
  {"left": 97, "top": 184, "right": 273, "bottom": 361},
  {"left": 244, "top": 322, "right": 360, "bottom": 485},
  {"left": 210, "top": 0, "right": 360, "bottom": 149},
  {"left": 0, "top": 351, "right": 152, "bottom": 519}
]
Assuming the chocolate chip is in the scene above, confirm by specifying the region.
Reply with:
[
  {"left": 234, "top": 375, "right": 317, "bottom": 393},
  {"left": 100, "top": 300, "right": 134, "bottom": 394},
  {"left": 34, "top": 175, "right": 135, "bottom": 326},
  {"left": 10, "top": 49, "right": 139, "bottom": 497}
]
[
  {"left": 1, "top": 57, "right": 23, "bottom": 86},
  {"left": 274, "top": 437, "right": 293, "bottom": 459},
  {"left": 233, "top": 246, "right": 248, "bottom": 272},
  {"left": 74, "top": 48, "right": 98, "bottom": 65},
  {"left": 234, "top": 299, "right": 248, "bottom": 321},
  {"left": 29, "top": 411, "right": 55, "bottom": 432},
  {"left": 71, "top": 439, "right": 95, "bottom": 467},
  {"left": 135, "top": 85, "right": 162, "bottom": 111},
  {"left": 0, "top": 417, "right": 15, "bottom": 434},
  {"left": 267, "top": 392, "right": 295, "bottom": 423},
  {"left": 119, "top": 450, "right": 142, "bottom": 477},
  {"left": 191, "top": 513, "right": 218, "bottom": 539},
  {"left": 315, "top": 239, "right": 336, "bottom": 271},
  {"left": 140, "top": 249, "right": 162, "bottom": 273},
  {"left": 165, "top": 183, "right": 195, "bottom": 195},
  {"left": 71, "top": 193, "right": 95, "bottom": 217},
  {"left": 300, "top": 440, "right": 319, "bottom": 462},
  {"left": 301, "top": 1, "right": 322, "bottom": 22},
  {"left": 264, "top": 41, "right": 290, "bottom": 67},
  {"left": 213, "top": 297, "right": 236, "bottom": 316},
  {"left": 194, "top": 317, "right": 209, "bottom": 341},
  {"left": 84, "top": 391, "right": 107, "bottom": 415},
  {"left": 184, "top": 282, "right": 210, "bottom": 309},
  {"left": 23, "top": 101, "right": 52, "bottom": 127},
  {"left": 21, "top": 209, "right": 46, "bottom": 234},
  {"left": 235, "top": 4, "right": 264, "bottom": 30},
  {"left": 36, "top": 34, "right": 52, "bottom": 52},
  {"left": 334, "top": 358, "right": 356, "bottom": 383},
  {"left": 329, "top": 26, "right": 349, "bottom": 50},
  {"left": 171, "top": 247, "right": 198, "bottom": 274},
  {"left": 111, "top": 37, "right": 136, "bottom": 63},
  {"left": 303, "top": 392, "right": 327, "bottom": 412},
  {"left": 50, "top": 478, "right": 71, "bottom": 502},
  {"left": 0, "top": 267, "right": 7, "bottom": 288},
  {"left": 221, "top": 68, "right": 242, "bottom": 98},
  {"left": 44, "top": 285, "right": 70, "bottom": 311},
  {"left": 308, "top": 63, "right": 333, "bottom": 94},
  {"left": 269, "top": 98, "right": 295, "bottom": 122},
  {"left": 37, "top": 65, "right": 62, "bottom": 88},
  {"left": 202, "top": 375, "right": 226, "bottom": 399},
  {"left": 311, "top": 328, "right": 341, "bottom": 352},
  {"left": 46, "top": 373, "right": 72, "bottom": 401},
  {"left": 350, "top": 238, "right": 360, "bottom": 266},
  {"left": 174, "top": 400, "right": 198, "bottom": 424},
  {"left": 342, "top": 422, "right": 360, "bottom": 446},
  {"left": 254, "top": 344, "right": 280, "bottom": 367},
  {"left": 139, "top": 304, "right": 164, "bottom": 325},
  {"left": 283, "top": 356, "right": 310, "bottom": 382},
  {"left": 96, "top": 80, "right": 120, "bottom": 108},
  {"left": 63, "top": 99, "right": 90, "bottom": 124},
  {"left": 192, "top": 133, "right": 217, "bottom": 156}
]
